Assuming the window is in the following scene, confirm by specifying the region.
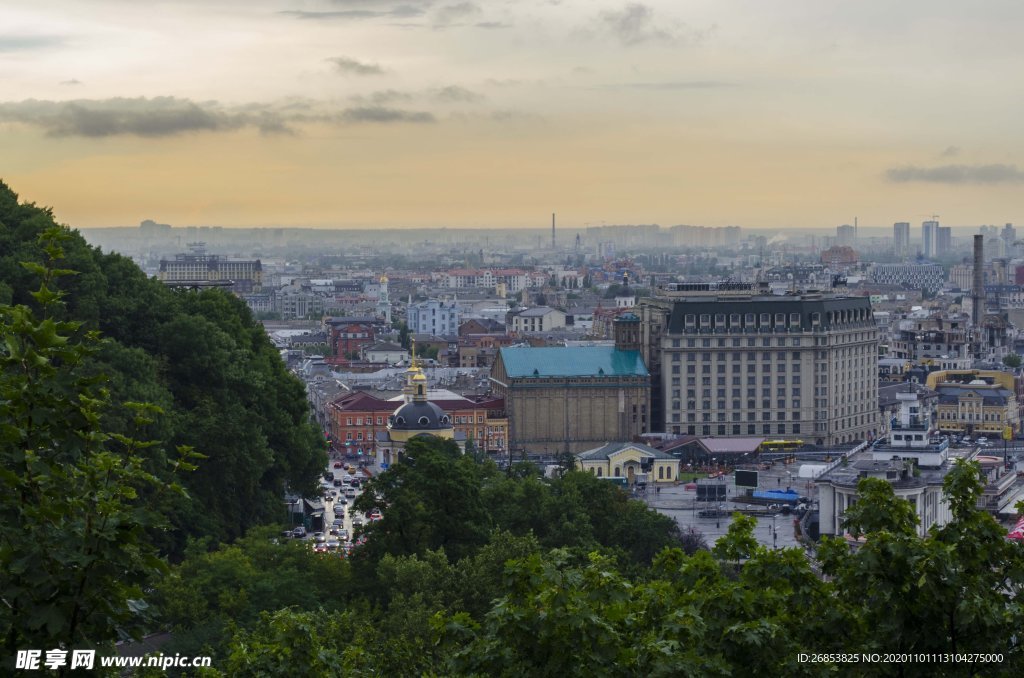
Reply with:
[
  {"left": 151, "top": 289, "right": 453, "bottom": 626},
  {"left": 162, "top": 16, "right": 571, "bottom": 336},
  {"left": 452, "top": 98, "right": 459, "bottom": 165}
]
[
  {"left": 614, "top": 466, "right": 620, "bottom": 477},
  {"left": 346, "top": 417, "right": 353, "bottom": 426},
  {"left": 748, "top": 424, "right": 756, "bottom": 434}
]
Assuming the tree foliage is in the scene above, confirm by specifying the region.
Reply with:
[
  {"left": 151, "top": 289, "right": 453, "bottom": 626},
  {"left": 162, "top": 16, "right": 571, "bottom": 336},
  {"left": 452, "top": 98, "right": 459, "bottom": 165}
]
[
  {"left": 0, "top": 226, "right": 197, "bottom": 654},
  {"left": 0, "top": 181, "right": 324, "bottom": 553}
]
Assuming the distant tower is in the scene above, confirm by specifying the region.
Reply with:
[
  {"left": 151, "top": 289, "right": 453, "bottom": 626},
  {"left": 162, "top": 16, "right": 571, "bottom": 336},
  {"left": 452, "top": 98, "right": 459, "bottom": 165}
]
[
  {"left": 575, "top": 233, "right": 581, "bottom": 250},
  {"left": 377, "top": 274, "right": 391, "bottom": 323},
  {"left": 552, "top": 212, "right": 556, "bottom": 249}
]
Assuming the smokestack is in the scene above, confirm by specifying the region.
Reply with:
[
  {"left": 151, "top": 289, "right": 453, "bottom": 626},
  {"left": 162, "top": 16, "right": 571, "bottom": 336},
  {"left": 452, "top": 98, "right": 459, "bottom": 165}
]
[
  {"left": 973, "top": 234, "right": 984, "bottom": 328},
  {"left": 552, "top": 212, "right": 556, "bottom": 248}
]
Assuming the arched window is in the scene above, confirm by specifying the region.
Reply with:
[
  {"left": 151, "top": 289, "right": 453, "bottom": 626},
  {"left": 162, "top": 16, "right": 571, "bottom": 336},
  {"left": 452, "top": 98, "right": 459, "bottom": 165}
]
[
  {"left": 418, "top": 416, "right": 430, "bottom": 426},
  {"left": 658, "top": 466, "right": 664, "bottom": 480},
  {"left": 614, "top": 466, "right": 620, "bottom": 477},
  {"left": 597, "top": 467, "right": 603, "bottom": 477}
]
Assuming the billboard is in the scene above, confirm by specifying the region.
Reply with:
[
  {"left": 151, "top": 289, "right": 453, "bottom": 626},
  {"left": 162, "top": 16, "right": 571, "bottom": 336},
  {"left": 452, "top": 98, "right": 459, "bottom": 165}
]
[
  {"left": 696, "top": 482, "right": 727, "bottom": 501},
  {"left": 735, "top": 469, "right": 758, "bottom": 488}
]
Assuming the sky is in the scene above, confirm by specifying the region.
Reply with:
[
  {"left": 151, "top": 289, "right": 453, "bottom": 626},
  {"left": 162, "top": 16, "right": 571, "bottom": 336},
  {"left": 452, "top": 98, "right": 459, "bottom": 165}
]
[{"left": 2, "top": 0, "right": 1024, "bottom": 230}]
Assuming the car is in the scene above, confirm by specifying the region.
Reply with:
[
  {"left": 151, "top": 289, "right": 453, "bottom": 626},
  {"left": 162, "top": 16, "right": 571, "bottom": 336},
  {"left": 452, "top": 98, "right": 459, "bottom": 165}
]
[
  {"left": 325, "top": 539, "right": 341, "bottom": 550},
  {"left": 337, "top": 529, "right": 349, "bottom": 541},
  {"left": 332, "top": 518, "right": 343, "bottom": 526},
  {"left": 291, "top": 526, "right": 307, "bottom": 538},
  {"left": 333, "top": 461, "right": 343, "bottom": 468},
  {"left": 329, "top": 528, "right": 339, "bottom": 536},
  {"left": 349, "top": 478, "right": 361, "bottom": 488},
  {"left": 344, "top": 488, "right": 357, "bottom": 498},
  {"left": 368, "top": 510, "right": 382, "bottom": 521},
  {"left": 977, "top": 437, "right": 989, "bottom": 443},
  {"left": 342, "top": 474, "right": 354, "bottom": 482},
  {"left": 352, "top": 516, "right": 364, "bottom": 527},
  {"left": 337, "top": 496, "right": 348, "bottom": 505}
]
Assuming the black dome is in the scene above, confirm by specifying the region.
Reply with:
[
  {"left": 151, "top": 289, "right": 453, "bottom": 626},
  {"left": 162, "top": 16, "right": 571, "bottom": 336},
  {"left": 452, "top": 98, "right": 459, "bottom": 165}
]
[{"left": 388, "top": 401, "right": 451, "bottom": 430}]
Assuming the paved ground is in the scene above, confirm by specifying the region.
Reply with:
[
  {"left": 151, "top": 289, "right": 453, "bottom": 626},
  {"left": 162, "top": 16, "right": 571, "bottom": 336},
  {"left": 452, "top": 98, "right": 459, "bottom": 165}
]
[{"left": 640, "top": 463, "right": 814, "bottom": 550}]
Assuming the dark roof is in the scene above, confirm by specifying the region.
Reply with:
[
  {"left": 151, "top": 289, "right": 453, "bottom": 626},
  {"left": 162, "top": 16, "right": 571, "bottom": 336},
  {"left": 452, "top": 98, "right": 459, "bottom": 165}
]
[
  {"left": 576, "top": 442, "right": 675, "bottom": 461},
  {"left": 499, "top": 346, "right": 648, "bottom": 378},
  {"left": 664, "top": 295, "right": 873, "bottom": 333},
  {"left": 936, "top": 385, "right": 1012, "bottom": 406},
  {"left": 389, "top": 401, "right": 452, "bottom": 431}
]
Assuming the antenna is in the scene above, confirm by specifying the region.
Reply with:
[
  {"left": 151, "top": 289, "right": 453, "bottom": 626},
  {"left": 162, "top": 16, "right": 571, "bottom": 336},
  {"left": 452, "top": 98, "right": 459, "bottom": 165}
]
[{"left": 552, "top": 212, "right": 556, "bottom": 249}]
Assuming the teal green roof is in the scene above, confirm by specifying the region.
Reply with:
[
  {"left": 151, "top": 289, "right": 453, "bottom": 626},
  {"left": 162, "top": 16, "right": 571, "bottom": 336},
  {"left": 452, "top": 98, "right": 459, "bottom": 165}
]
[{"left": 499, "top": 346, "right": 648, "bottom": 378}]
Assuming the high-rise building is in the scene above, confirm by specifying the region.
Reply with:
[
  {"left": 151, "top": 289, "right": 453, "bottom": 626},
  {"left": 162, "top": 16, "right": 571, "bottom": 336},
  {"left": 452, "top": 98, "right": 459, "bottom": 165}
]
[
  {"left": 893, "top": 222, "right": 910, "bottom": 258},
  {"left": 638, "top": 282, "right": 878, "bottom": 446},
  {"left": 922, "top": 220, "right": 939, "bottom": 258},
  {"left": 936, "top": 226, "right": 952, "bottom": 256},
  {"left": 836, "top": 224, "right": 856, "bottom": 248}
]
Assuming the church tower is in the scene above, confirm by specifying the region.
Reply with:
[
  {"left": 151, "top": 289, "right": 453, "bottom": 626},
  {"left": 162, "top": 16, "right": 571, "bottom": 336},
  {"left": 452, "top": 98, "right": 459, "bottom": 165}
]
[{"left": 377, "top": 274, "right": 391, "bottom": 323}]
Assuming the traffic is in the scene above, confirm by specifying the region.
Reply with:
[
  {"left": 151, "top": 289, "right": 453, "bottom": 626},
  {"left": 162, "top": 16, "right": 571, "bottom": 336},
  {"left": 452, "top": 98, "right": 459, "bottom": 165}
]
[{"left": 284, "top": 459, "right": 379, "bottom": 556}]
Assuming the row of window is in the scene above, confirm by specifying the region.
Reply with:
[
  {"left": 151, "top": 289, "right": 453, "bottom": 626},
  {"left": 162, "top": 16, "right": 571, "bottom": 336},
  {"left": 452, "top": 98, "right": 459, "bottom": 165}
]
[{"left": 345, "top": 414, "right": 487, "bottom": 426}]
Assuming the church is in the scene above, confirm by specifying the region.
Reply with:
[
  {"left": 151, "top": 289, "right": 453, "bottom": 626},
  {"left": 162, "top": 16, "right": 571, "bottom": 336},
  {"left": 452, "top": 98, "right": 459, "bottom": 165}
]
[{"left": 373, "top": 346, "right": 465, "bottom": 469}]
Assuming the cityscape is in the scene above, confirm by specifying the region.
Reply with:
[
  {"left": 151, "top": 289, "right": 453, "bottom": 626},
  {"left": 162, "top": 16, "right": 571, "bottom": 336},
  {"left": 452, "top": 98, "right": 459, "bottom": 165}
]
[{"left": 5, "top": 0, "right": 1024, "bottom": 675}]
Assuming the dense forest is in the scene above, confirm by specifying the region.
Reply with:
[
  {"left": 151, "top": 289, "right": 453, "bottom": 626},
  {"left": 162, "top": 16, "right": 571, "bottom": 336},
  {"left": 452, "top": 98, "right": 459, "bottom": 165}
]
[{"left": 3, "top": 181, "right": 1024, "bottom": 676}]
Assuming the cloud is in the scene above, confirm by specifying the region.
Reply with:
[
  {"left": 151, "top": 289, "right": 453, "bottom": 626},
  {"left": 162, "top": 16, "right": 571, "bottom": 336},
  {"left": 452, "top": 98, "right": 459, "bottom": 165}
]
[
  {"left": 0, "top": 35, "right": 64, "bottom": 52},
  {"left": 0, "top": 97, "right": 261, "bottom": 137},
  {"left": 281, "top": 5, "right": 425, "bottom": 21},
  {"left": 59, "top": 79, "right": 82, "bottom": 86},
  {"left": 329, "top": 56, "right": 386, "bottom": 75},
  {"left": 601, "top": 80, "right": 735, "bottom": 90},
  {"left": 435, "top": 2, "right": 479, "bottom": 25},
  {"left": 475, "top": 21, "right": 511, "bottom": 29},
  {"left": 940, "top": 145, "right": 960, "bottom": 157},
  {"left": 430, "top": 85, "right": 484, "bottom": 103},
  {"left": 338, "top": 106, "right": 435, "bottom": 123},
  {"left": 885, "top": 164, "right": 1024, "bottom": 184},
  {"left": 597, "top": 3, "right": 709, "bottom": 46},
  {"left": 353, "top": 90, "right": 416, "bottom": 105}
]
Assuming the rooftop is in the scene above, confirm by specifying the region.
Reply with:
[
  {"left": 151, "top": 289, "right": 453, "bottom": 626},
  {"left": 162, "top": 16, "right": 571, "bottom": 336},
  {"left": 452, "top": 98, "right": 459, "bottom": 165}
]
[
  {"left": 576, "top": 441, "right": 675, "bottom": 461},
  {"left": 498, "top": 346, "right": 649, "bottom": 378}
]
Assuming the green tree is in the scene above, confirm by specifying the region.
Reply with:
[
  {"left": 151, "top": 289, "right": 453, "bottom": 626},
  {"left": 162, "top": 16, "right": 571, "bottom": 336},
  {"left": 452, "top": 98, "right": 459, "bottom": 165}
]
[
  {"left": 1003, "top": 353, "right": 1022, "bottom": 369},
  {"left": 352, "top": 436, "right": 490, "bottom": 566},
  {"left": 0, "top": 227, "right": 197, "bottom": 654}
]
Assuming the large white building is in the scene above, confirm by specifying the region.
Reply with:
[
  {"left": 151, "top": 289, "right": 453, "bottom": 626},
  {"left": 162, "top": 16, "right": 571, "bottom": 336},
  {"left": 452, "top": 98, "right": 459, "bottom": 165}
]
[
  {"left": 407, "top": 299, "right": 461, "bottom": 336},
  {"left": 639, "top": 282, "right": 879, "bottom": 446}
]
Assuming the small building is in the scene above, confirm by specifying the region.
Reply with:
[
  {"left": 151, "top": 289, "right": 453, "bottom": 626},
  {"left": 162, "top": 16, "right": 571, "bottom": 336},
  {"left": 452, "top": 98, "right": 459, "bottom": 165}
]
[
  {"left": 509, "top": 306, "right": 567, "bottom": 334},
  {"left": 363, "top": 341, "right": 409, "bottom": 365},
  {"left": 575, "top": 442, "right": 679, "bottom": 485},
  {"left": 816, "top": 389, "right": 955, "bottom": 538}
]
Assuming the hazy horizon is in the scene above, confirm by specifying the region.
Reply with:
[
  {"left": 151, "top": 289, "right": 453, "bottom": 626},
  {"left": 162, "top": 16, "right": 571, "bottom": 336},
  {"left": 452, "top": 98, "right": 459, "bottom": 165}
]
[{"left": 4, "top": 1, "right": 1024, "bottom": 229}]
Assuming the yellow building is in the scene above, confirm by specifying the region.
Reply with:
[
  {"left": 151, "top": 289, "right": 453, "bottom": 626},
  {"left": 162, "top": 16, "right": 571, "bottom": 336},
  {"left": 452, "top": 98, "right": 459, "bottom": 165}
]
[
  {"left": 375, "top": 350, "right": 462, "bottom": 468},
  {"left": 575, "top": 442, "right": 679, "bottom": 485},
  {"left": 926, "top": 371, "right": 1018, "bottom": 436}
]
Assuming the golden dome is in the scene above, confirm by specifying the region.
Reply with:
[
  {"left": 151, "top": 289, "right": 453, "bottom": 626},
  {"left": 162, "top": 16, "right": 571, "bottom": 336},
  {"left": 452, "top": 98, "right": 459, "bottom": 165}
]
[{"left": 380, "top": 274, "right": 389, "bottom": 283}]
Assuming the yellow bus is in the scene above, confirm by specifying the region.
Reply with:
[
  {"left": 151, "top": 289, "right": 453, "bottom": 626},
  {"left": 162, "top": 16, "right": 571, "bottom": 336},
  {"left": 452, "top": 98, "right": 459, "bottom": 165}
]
[{"left": 760, "top": 439, "right": 804, "bottom": 452}]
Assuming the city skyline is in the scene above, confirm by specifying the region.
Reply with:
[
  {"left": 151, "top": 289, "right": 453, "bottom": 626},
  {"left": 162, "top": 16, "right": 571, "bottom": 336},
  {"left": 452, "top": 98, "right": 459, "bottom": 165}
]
[{"left": 3, "top": 1, "right": 1024, "bottom": 229}]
